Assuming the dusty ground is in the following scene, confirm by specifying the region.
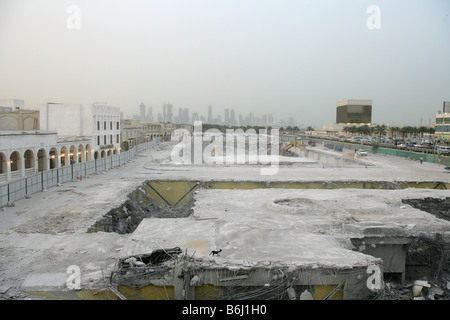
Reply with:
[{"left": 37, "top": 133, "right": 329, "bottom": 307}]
[{"left": 0, "top": 140, "right": 449, "bottom": 299}]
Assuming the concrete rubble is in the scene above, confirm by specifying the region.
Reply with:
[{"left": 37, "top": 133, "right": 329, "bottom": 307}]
[{"left": 0, "top": 140, "right": 449, "bottom": 300}]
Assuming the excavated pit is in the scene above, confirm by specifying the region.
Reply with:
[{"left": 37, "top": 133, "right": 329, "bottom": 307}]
[{"left": 87, "top": 182, "right": 195, "bottom": 234}]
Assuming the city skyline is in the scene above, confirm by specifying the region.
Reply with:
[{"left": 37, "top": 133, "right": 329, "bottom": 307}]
[
  {"left": 132, "top": 102, "right": 295, "bottom": 128},
  {"left": 0, "top": 1, "right": 449, "bottom": 127},
  {"left": 129, "top": 100, "right": 439, "bottom": 129}
]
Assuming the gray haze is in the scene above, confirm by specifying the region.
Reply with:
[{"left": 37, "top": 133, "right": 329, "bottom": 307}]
[{"left": 0, "top": 0, "right": 449, "bottom": 127}]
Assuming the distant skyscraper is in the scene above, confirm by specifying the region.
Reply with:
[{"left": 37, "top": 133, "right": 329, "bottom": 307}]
[
  {"left": 147, "top": 106, "right": 153, "bottom": 122},
  {"left": 163, "top": 104, "right": 167, "bottom": 121},
  {"left": 249, "top": 112, "right": 255, "bottom": 125},
  {"left": 183, "top": 108, "right": 189, "bottom": 123},
  {"left": 167, "top": 103, "right": 173, "bottom": 122},
  {"left": 178, "top": 108, "right": 183, "bottom": 123},
  {"left": 140, "top": 102, "right": 146, "bottom": 122},
  {"left": 192, "top": 112, "right": 199, "bottom": 123},
  {"left": 262, "top": 114, "right": 267, "bottom": 126},
  {"left": 230, "top": 109, "right": 236, "bottom": 125},
  {"left": 224, "top": 108, "right": 230, "bottom": 125},
  {"left": 268, "top": 113, "right": 274, "bottom": 126},
  {"left": 207, "top": 105, "right": 212, "bottom": 123}
]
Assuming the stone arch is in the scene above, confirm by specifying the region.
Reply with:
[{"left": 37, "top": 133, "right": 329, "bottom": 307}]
[
  {"left": 0, "top": 152, "right": 7, "bottom": 174},
  {"left": 94, "top": 151, "right": 99, "bottom": 160},
  {"left": 69, "top": 145, "right": 77, "bottom": 164},
  {"left": 24, "top": 149, "right": 34, "bottom": 170},
  {"left": 107, "top": 150, "right": 111, "bottom": 157},
  {"left": 85, "top": 144, "right": 92, "bottom": 161},
  {"left": 49, "top": 147, "right": 58, "bottom": 169},
  {"left": 78, "top": 144, "right": 85, "bottom": 163},
  {"left": 9, "top": 151, "right": 21, "bottom": 172},
  {"left": 60, "top": 146, "right": 68, "bottom": 166},
  {"left": 0, "top": 116, "right": 18, "bottom": 130},
  {"left": 23, "top": 116, "right": 38, "bottom": 130},
  {"left": 101, "top": 150, "right": 106, "bottom": 158},
  {"left": 37, "top": 148, "right": 47, "bottom": 172}
]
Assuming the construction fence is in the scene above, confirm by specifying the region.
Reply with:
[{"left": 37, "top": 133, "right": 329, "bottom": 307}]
[
  {"left": 311, "top": 138, "right": 450, "bottom": 166},
  {"left": 0, "top": 140, "right": 160, "bottom": 208}
]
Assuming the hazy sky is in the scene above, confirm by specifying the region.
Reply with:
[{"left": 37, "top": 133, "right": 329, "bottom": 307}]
[{"left": 0, "top": 0, "right": 449, "bottom": 127}]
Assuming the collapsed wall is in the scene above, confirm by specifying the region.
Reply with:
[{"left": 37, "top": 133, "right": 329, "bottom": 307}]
[{"left": 108, "top": 247, "right": 382, "bottom": 300}]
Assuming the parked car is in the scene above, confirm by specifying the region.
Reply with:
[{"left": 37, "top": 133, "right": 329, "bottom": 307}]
[
  {"left": 440, "top": 146, "right": 450, "bottom": 154},
  {"left": 357, "top": 149, "right": 368, "bottom": 156}
]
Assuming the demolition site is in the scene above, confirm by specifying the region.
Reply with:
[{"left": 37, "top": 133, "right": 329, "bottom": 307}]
[{"left": 0, "top": 136, "right": 449, "bottom": 300}]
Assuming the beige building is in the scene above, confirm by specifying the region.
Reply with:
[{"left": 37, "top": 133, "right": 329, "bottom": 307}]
[
  {"left": 141, "top": 121, "right": 172, "bottom": 142},
  {"left": 0, "top": 108, "right": 40, "bottom": 131},
  {"left": 120, "top": 119, "right": 142, "bottom": 150},
  {"left": 0, "top": 99, "right": 39, "bottom": 131}
]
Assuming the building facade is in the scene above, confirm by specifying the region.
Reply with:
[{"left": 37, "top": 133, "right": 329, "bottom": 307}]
[
  {"left": 0, "top": 108, "right": 40, "bottom": 131},
  {"left": 0, "top": 99, "right": 39, "bottom": 131},
  {"left": 0, "top": 131, "right": 92, "bottom": 182},
  {"left": 336, "top": 99, "right": 372, "bottom": 125},
  {"left": 435, "top": 101, "right": 450, "bottom": 141},
  {"left": 121, "top": 119, "right": 142, "bottom": 150},
  {"left": 36, "top": 102, "right": 121, "bottom": 158},
  {"left": 140, "top": 121, "right": 172, "bottom": 141}
]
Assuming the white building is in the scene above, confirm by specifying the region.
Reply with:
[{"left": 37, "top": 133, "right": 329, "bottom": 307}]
[
  {"left": 0, "top": 130, "right": 92, "bottom": 182},
  {"left": 0, "top": 99, "right": 25, "bottom": 110},
  {"left": 36, "top": 102, "right": 121, "bottom": 159}
]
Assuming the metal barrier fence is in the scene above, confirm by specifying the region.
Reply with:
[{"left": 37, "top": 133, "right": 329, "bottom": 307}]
[
  {"left": 0, "top": 141, "right": 158, "bottom": 208},
  {"left": 309, "top": 138, "right": 450, "bottom": 166}
]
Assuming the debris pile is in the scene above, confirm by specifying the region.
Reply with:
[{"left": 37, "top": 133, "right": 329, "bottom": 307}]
[
  {"left": 110, "top": 247, "right": 183, "bottom": 289},
  {"left": 384, "top": 232, "right": 450, "bottom": 300},
  {"left": 402, "top": 197, "right": 450, "bottom": 222}
]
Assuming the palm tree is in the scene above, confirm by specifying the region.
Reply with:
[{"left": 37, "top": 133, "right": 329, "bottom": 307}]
[
  {"left": 359, "top": 125, "right": 371, "bottom": 136},
  {"left": 389, "top": 126, "right": 400, "bottom": 139},
  {"left": 375, "top": 124, "right": 387, "bottom": 137},
  {"left": 411, "top": 126, "right": 419, "bottom": 138},
  {"left": 418, "top": 126, "right": 428, "bottom": 138},
  {"left": 400, "top": 126, "right": 410, "bottom": 139},
  {"left": 343, "top": 126, "right": 350, "bottom": 137}
]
